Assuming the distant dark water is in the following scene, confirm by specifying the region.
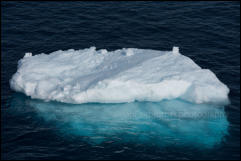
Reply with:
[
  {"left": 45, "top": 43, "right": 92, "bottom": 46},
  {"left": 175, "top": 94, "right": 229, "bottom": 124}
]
[{"left": 1, "top": 1, "right": 240, "bottom": 160}]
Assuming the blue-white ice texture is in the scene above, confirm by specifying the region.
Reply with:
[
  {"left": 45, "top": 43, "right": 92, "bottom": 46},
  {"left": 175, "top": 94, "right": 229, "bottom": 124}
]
[{"left": 10, "top": 47, "right": 230, "bottom": 148}]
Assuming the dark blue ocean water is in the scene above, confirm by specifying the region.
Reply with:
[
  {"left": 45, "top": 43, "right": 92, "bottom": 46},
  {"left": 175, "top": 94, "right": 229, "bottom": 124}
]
[{"left": 1, "top": 1, "right": 240, "bottom": 160}]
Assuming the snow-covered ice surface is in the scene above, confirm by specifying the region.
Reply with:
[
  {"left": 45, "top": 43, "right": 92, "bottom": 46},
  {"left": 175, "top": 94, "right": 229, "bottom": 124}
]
[{"left": 10, "top": 47, "right": 229, "bottom": 104}]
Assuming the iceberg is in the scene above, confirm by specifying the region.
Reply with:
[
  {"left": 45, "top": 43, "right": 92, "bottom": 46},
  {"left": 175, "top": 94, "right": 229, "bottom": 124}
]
[
  {"left": 9, "top": 47, "right": 230, "bottom": 148},
  {"left": 10, "top": 47, "right": 229, "bottom": 104}
]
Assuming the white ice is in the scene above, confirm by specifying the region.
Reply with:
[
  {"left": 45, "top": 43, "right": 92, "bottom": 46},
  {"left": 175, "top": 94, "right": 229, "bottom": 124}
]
[{"left": 10, "top": 47, "right": 229, "bottom": 104}]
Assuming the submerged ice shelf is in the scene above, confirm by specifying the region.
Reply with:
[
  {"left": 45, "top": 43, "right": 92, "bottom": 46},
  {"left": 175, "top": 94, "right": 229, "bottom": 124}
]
[
  {"left": 10, "top": 47, "right": 229, "bottom": 104},
  {"left": 11, "top": 93, "right": 229, "bottom": 148}
]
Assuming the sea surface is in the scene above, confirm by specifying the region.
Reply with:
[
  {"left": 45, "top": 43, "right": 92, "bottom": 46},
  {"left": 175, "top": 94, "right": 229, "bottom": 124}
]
[{"left": 1, "top": 1, "right": 240, "bottom": 160}]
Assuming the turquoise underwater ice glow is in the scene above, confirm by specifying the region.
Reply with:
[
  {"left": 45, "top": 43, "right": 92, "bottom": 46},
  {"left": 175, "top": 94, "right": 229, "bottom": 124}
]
[{"left": 11, "top": 95, "right": 228, "bottom": 148}]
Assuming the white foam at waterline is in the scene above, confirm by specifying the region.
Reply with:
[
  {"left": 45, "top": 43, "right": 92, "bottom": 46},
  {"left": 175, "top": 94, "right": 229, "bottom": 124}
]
[{"left": 10, "top": 47, "right": 230, "bottom": 104}]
